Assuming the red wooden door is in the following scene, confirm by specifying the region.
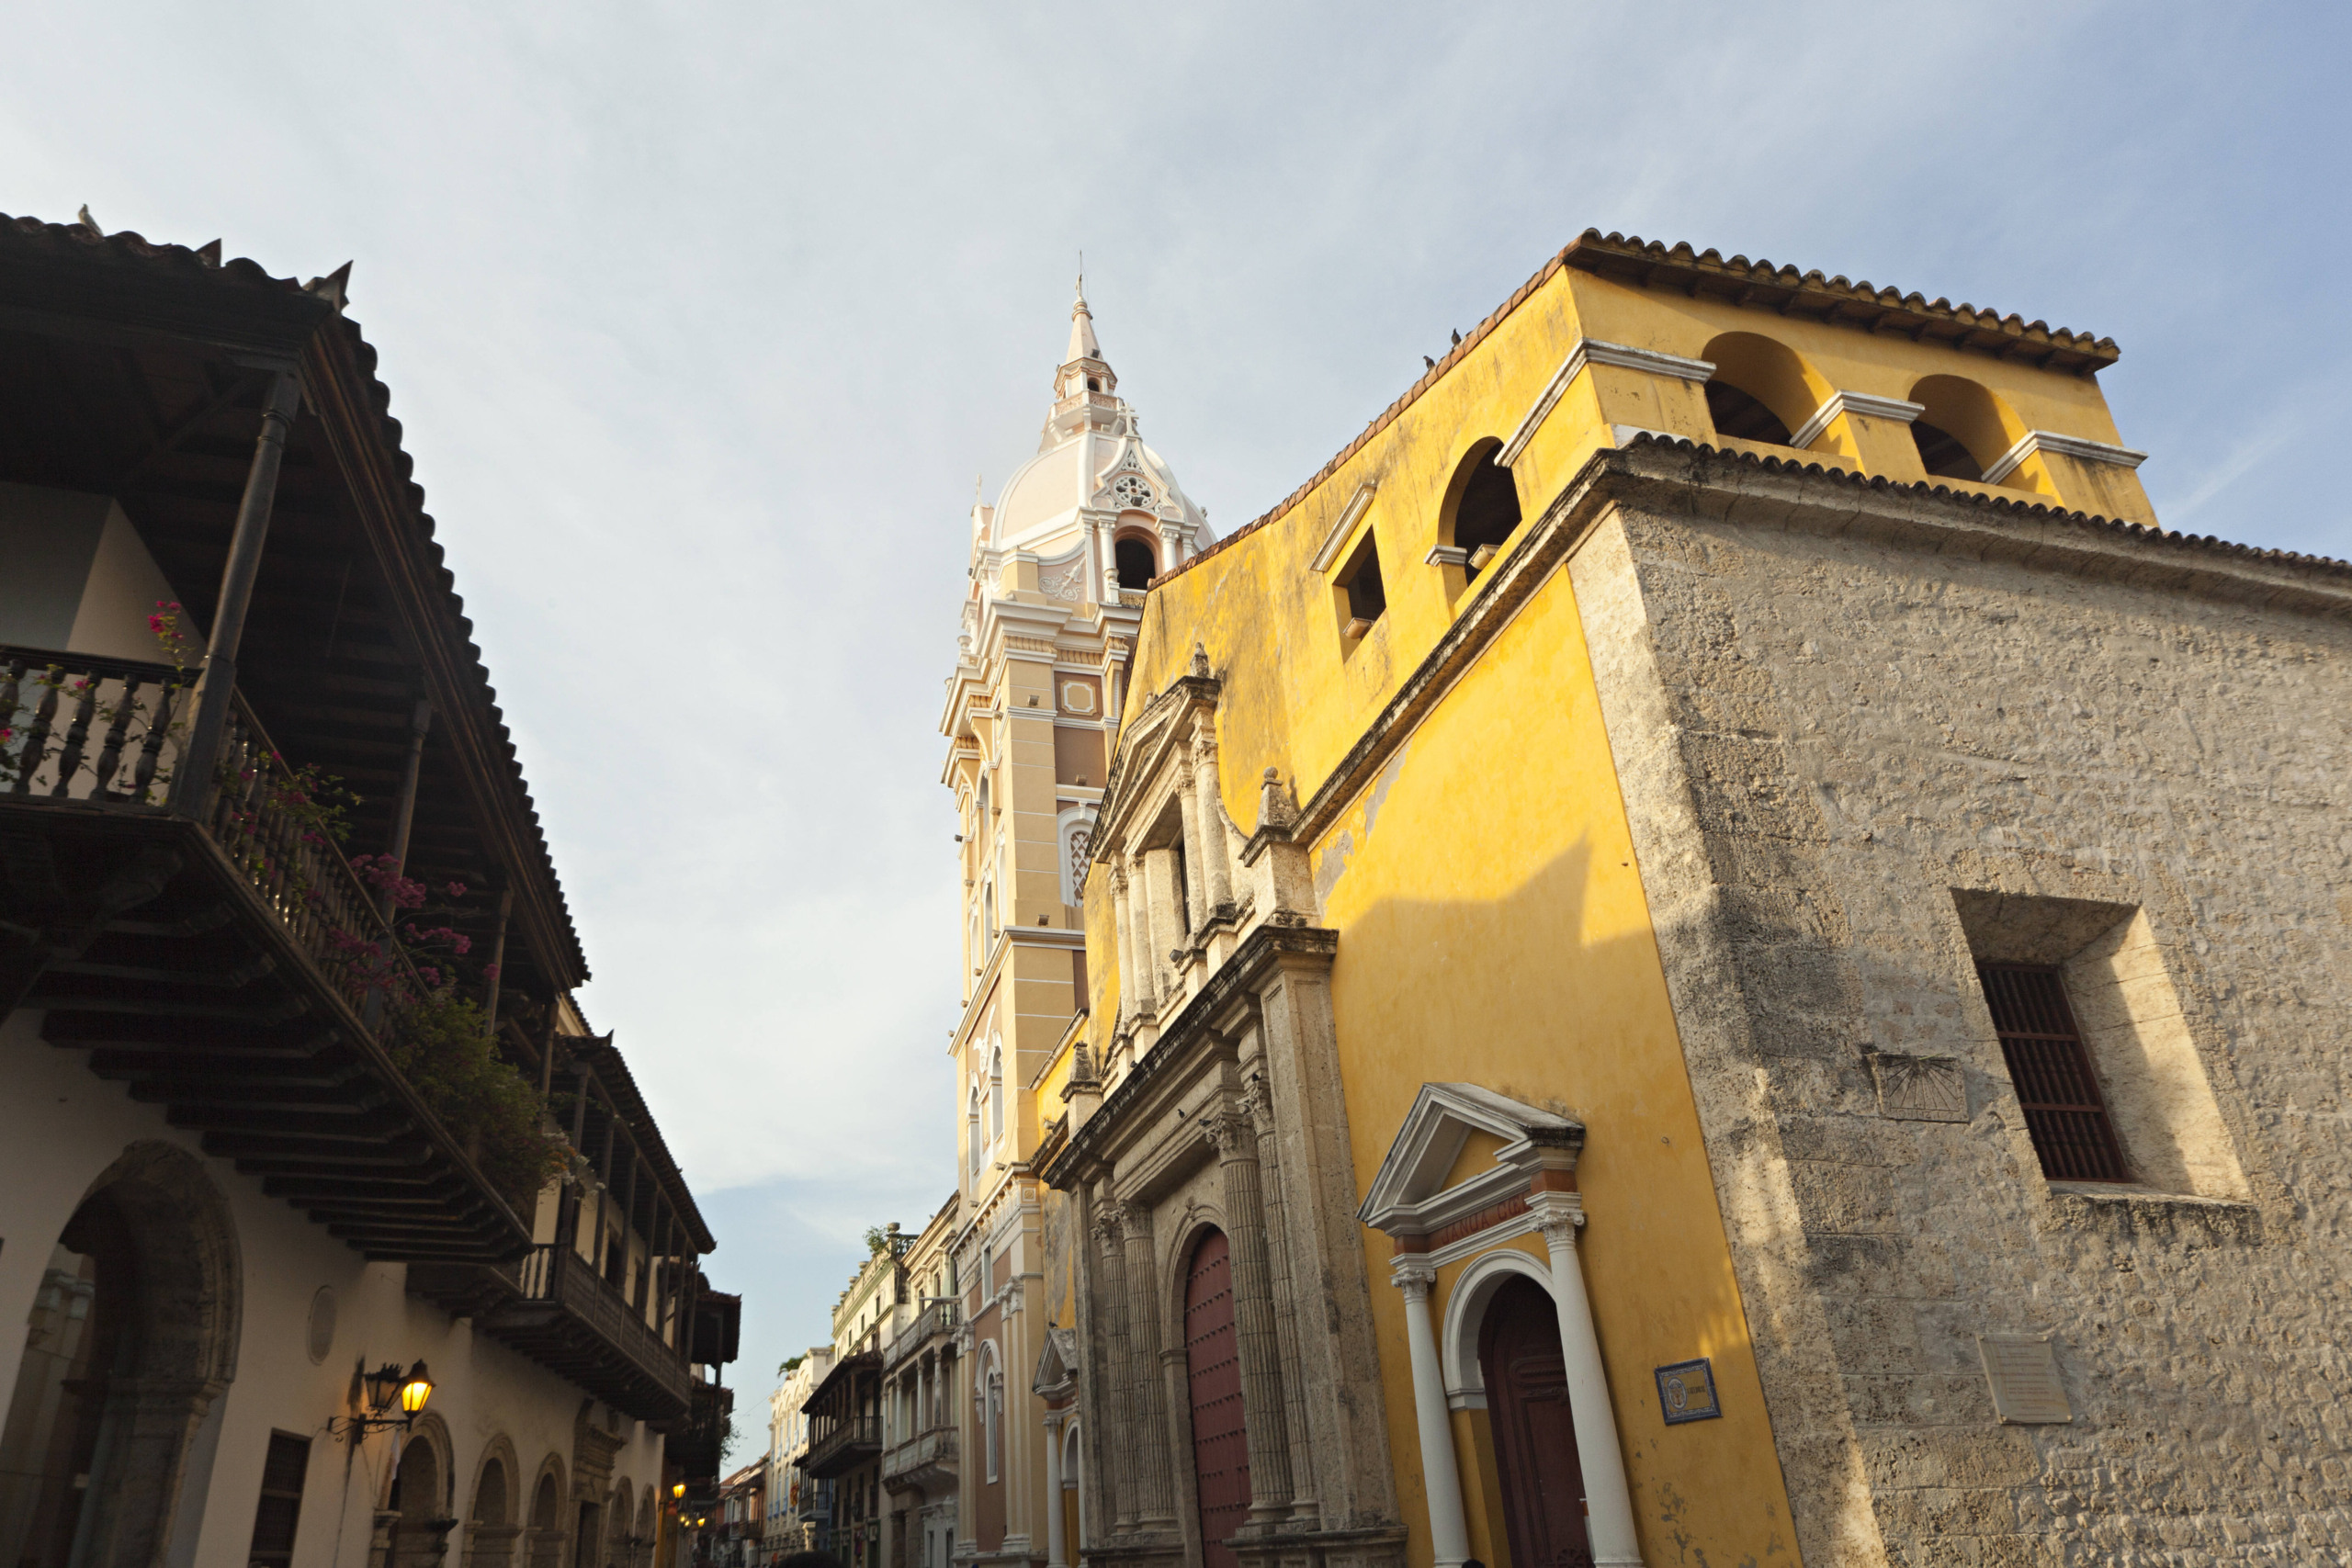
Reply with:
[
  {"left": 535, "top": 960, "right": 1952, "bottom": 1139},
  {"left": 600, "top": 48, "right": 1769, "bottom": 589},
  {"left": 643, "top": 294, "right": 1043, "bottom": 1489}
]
[
  {"left": 1478, "top": 1276, "right": 1592, "bottom": 1568},
  {"left": 1183, "top": 1229, "right": 1250, "bottom": 1568}
]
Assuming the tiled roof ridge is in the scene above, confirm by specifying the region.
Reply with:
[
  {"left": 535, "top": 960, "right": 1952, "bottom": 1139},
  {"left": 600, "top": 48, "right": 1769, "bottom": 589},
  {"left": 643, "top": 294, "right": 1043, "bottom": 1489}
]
[
  {"left": 0, "top": 210, "right": 589, "bottom": 982},
  {"left": 1562, "top": 230, "right": 2120, "bottom": 366},
  {"left": 1616, "top": 433, "right": 2351, "bottom": 579}
]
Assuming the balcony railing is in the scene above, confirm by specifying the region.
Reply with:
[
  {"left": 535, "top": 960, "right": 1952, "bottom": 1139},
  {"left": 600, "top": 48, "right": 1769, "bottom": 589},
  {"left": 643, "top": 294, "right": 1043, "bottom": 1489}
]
[
  {"left": 496, "top": 1243, "right": 691, "bottom": 1420},
  {"left": 804, "top": 1415, "right": 882, "bottom": 1479},
  {"left": 881, "top": 1426, "right": 956, "bottom": 1491},
  {"left": 885, "top": 1297, "right": 959, "bottom": 1370},
  {"left": 1, "top": 647, "right": 187, "bottom": 803}
]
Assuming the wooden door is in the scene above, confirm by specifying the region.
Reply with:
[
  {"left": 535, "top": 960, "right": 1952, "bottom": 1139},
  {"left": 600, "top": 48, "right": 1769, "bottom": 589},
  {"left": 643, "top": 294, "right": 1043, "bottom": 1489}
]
[
  {"left": 1477, "top": 1276, "right": 1593, "bottom": 1568},
  {"left": 1183, "top": 1229, "right": 1250, "bottom": 1568}
]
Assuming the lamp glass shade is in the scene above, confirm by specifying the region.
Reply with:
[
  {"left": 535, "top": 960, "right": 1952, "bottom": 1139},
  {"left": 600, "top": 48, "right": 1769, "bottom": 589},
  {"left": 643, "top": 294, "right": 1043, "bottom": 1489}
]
[
  {"left": 398, "top": 1360, "right": 435, "bottom": 1415},
  {"left": 673, "top": 1483, "right": 686, "bottom": 1498},
  {"left": 364, "top": 1363, "right": 404, "bottom": 1414}
]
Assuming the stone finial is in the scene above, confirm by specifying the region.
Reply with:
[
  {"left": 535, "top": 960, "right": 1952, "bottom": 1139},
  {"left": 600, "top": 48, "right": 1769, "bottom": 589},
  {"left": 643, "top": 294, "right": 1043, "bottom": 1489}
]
[
  {"left": 1260, "top": 767, "right": 1298, "bottom": 831},
  {"left": 1190, "top": 643, "right": 1213, "bottom": 679}
]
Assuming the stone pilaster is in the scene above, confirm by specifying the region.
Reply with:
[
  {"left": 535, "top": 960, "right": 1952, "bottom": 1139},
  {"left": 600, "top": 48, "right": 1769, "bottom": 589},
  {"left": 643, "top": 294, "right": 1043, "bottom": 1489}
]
[
  {"left": 1091, "top": 1201, "right": 1139, "bottom": 1534},
  {"left": 1204, "top": 1106, "right": 1294, "bottom": 1529},
  {"left": 1173, "top": 754, "right": 1210, "bottom": 934},
  {"left": 1242, "top": 1075, "right": 1318, "bottom": 1527},
  {"left": 1190, "top": 723, "right": 1235, "bottom": 916},
  {"left": 1119, "top": 1201, "right": 1179, "bottom": 1530},
  {"left": 1113, "top": 862, "right": 1152, "bottom": 1021}
]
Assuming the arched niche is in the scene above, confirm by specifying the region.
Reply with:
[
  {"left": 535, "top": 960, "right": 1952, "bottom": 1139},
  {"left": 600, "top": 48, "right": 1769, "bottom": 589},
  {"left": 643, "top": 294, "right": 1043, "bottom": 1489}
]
[
  {"left": 1438, "top": 438, "right": 1523, "bottom": 584},
  {"left": 466, "top": 1436, "right": 524, "bottom": 1568},
  {"left": 0, "top": 1140, "right": 242, "bottom": 1568},
  {"left": 1909, "top": 374, "right": 2038, "bottom": 490},
  {"left": 1700, "top": 332, "right": 1830, "bottom": 447},
  {"left": 1437, "top": 1245, "right": 1556, "bottom": 1408},
  {"left": 387, "top": 1416, "right": 458, "bottom": 1568}
]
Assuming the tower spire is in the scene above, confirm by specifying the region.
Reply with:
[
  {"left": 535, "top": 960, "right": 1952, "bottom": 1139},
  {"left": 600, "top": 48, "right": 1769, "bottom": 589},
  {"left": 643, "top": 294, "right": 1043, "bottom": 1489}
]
[{"left": 1066, "top": 274, "right": 1102, "bottom": 367}]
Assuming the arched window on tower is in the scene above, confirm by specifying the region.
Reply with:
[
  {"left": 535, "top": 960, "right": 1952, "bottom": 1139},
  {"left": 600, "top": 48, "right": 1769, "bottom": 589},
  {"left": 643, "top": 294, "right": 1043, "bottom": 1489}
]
[
  {"left": 1700, "top": 333, "right": 1826, "bottom": 448},
  {"left": 1441, "top": 439, "right": 1523, "bottom": 582},
  {"left": 1115, "top": 536, "right": 1159, "bottom": 591},
  {"left": 967, "top": 1085, "right": 982, "bottom": 1174}
]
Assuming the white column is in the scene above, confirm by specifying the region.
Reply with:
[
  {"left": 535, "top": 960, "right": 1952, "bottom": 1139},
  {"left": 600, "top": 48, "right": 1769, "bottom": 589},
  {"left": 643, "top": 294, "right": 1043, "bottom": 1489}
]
[
  {"left": 1529, "top": 1193, "right": 1644, "bottom": 1567},
  {"left": 1043, "top": 1410, "right": 1069, "bottom": 1568},
  {"left": 1390, "top": 1257, "right": 1469, "bottom": 1568}
]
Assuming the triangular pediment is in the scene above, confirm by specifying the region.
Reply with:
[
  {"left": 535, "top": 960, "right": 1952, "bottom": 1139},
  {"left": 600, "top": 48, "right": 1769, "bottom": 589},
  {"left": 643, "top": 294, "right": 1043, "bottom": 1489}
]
[
  {"left": 1032, "top": 1325, "right": 1078, "bottom": 1399},
  {"left": 1357, "top": 1082, "right": 1584, "bottom": 1238}
]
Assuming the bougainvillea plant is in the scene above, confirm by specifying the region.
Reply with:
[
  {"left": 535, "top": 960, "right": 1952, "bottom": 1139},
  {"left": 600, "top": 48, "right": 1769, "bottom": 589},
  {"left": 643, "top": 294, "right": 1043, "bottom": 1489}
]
[{"left": 0, "top": 601, "right": 195, "bottom": 798}]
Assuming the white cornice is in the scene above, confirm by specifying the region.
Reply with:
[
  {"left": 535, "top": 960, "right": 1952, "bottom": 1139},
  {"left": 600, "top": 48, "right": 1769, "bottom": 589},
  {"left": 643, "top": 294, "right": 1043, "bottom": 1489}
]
[
  {"left": 1500, "top": 339, "right": 1715, "bottom": 466},
  {"left": 1308, "top": 481, "right": 1379, "bottom": 574},
  {"left": 1982, "top": 429, "right": 2151, "bottom": 485},
  {"left": 1787, "top": 390, "right": 1926, "bottom": 451}
]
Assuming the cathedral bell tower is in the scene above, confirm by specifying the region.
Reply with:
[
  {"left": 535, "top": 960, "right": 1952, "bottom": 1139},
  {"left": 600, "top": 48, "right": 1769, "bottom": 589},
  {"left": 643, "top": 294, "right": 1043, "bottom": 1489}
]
[{"left": 933, "top": 282, "right": 1213, "bottom": 1568}]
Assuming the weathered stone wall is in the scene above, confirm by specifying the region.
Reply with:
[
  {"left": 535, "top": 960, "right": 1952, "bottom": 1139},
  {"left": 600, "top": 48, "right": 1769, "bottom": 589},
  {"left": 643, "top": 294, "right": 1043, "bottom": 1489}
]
[{"left": 1572, "top": 447, "right": 2352, "bottom": 1566}]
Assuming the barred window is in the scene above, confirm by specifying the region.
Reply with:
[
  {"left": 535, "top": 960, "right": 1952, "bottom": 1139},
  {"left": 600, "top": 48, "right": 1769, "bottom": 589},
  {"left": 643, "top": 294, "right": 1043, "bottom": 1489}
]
[{"left": 1977, "top": 963, "right": 2130, "bottom": 1182}]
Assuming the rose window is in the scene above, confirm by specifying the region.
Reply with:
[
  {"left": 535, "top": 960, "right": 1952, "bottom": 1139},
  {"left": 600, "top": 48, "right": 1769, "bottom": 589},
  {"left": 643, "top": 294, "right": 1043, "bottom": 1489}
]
[{"left": 1113, "top": 474, "right": 1153, "bottom": 509}]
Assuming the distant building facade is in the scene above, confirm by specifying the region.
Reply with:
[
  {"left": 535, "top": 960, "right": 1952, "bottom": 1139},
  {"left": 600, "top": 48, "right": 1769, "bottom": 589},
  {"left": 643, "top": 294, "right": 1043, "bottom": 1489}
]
[
  {"left": 770, "top": 1349, "right": 833, "bottom": 1557},
  {"left": 882, "top": 1196, "right": 962, "bottom": 1568}
]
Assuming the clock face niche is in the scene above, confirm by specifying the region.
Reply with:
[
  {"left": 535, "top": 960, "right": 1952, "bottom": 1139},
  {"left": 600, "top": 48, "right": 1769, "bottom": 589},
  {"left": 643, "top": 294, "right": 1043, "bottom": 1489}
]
[{"left": 1112, "top": 474, "right": 1153, "bottom": 509}]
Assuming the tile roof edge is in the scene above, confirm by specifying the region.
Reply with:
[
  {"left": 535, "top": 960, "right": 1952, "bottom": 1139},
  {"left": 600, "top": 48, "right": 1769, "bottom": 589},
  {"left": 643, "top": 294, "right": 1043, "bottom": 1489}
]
[{"left": 1612, "top": 432, "right": 2352, "bottom": 581}]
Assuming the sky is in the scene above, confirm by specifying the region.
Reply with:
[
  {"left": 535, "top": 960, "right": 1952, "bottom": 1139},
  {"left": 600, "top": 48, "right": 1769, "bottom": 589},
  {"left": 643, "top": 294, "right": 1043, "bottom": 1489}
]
[{"left": 6, "top": 1, "right": 2346, "bottom": 1415}]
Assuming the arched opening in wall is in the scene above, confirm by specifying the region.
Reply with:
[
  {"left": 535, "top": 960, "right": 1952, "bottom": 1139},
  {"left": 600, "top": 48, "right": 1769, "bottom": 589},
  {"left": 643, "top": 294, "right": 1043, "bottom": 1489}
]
[
  {"left": 987, "top": 1044, "right": 1004, "bottom": 1145},
  {"left": 1700, "top": 332, "right": 1825, "bottom": 448},
  {"left": 0, "top": 1142, "right": 239, "bottom": 1568},
  {"left": 606, "top": 1484, "right": 633, "bottom": 1564},
  {"left": 1477, "top": 1276, "right": 1591, "bottom": 1568},
  {"left": 389, "top": 1435, "right": 449, "bottom": 1568},
  {"left": 1114, "top": 534, "right": 1159, "bottom": 591},
  {"left": 967, "top": 1086, "right": 983, "bottom": 1175},
  {"left": 1441, "top": 439, "right": 1522, "bottom": 582},
  {"left": 1182, "top": 1229, "right": 1248, "bottom": 1568},
  {"left": 1909, "top": 375, "right": 2033, "bottom": 489}
]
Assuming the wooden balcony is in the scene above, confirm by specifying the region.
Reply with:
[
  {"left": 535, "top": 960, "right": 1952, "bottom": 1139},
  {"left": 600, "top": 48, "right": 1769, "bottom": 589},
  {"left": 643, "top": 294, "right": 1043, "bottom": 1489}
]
[
  {"left": 1, "top": 644, "right": 531, "bottom": 1261},
  {"left": 411, "top": 1243, "right": 691, "bottom": 1422},
  {"left": 805, "top": 1414, "right": 883, "bottom": 1480},
  {"left": 881, "top": 1426, "right": 956, "bottom": 1495}
]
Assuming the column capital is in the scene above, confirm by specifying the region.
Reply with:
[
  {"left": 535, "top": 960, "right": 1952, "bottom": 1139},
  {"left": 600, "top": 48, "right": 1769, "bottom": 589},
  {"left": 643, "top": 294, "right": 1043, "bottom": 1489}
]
[
  {"left": 1042, "top": 1407, "right": 1068, "bottom": 1434},
  {"left": 1527, "top": 1190, "right": 1585, "bottom": 1248},
  {"left": 1200, "top": 1105, "right": 1255, "bottom": 1162},
  {"left": 1389, "top": 1255, "right": 1437, "bottom": 1301},
  {"left": 1117, "top": 1200, "right": 1156, "bottom": 1242}
]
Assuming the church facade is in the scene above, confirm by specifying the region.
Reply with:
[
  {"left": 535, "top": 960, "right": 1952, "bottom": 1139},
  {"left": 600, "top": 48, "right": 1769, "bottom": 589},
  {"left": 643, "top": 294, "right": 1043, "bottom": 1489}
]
[{"left": 987, "top": 232, "right": 2350, "bottom": 1568}]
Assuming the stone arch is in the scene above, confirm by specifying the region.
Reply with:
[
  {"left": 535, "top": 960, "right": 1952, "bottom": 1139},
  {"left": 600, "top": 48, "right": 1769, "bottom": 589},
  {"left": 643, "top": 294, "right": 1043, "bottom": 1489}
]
[
  {"left": 0, "top": 1139, "right": 243, "bottom": 1568},
  {"left": 388, "top": 1413, "right": 458, "bottom": 1568},
  {"left": 1908, "top": 373, "right": 2038, "bottom": 490},
  {"left": 1437, "top": 1245, "right": 1555, "bottom": 1407},
  {"left": 1114, "top": 528, "right": 1161, "bottom": 590},
  {"left": 1159, "top": 1202, "right": 1232, "bottom": 1340},
  {"left": 1700, "top": 331, "right": 1832, "bottom": 446},
  {"left": 465, "top": 1435, "right": 524, "bottom": 1568},
  {"left": 525, "top": 1455, "right": 569, "bottom": 1568},
  {"left": 605, "top": 1479, "right": 634, "bottom": 1563}
]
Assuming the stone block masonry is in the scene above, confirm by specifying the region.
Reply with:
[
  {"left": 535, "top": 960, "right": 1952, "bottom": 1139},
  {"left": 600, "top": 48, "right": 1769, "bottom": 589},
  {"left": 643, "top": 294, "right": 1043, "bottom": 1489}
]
[{"left": 1572, "top": 445, "right": 2352, "bottom": 1567}]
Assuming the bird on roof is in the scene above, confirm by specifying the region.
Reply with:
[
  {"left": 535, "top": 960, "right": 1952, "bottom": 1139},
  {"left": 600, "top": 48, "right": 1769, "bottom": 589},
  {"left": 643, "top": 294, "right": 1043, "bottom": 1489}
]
[
  {"left": 1423, "top": 355, "right": 1436, "bottom": 370},
  {"left": 1451, "top": 329, "right": 1462, "bottom": 345},
  {"left": 76, "top": 205, "right": 101, "bottom": 235}
]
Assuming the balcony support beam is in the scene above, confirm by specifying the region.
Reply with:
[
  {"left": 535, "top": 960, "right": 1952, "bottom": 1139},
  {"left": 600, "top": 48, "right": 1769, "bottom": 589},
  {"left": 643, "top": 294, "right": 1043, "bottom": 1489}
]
[{"left": 174, "top": 369, "right": 304, "bottom": 818}]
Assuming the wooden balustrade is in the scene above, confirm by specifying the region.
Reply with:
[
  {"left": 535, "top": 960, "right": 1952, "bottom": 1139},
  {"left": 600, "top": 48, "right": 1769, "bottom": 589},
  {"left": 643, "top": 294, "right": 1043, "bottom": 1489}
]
[{"left": 1, "top": 644, "right": 188, "bottom": 803}]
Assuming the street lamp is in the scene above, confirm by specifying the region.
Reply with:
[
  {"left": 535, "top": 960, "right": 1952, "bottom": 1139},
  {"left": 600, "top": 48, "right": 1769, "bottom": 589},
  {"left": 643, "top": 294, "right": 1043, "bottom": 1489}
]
[{"left": 334, "top": 1358, "right": 435, "bottom": 1446}]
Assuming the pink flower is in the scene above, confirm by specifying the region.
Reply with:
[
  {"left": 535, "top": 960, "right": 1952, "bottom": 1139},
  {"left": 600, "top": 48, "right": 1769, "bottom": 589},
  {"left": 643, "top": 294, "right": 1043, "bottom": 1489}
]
[
  {"left": 446, "top": 882, "right": 467, "bottom": 898},
  {"left": 482, "top": 964, "right": 500, "bottom": 981}
]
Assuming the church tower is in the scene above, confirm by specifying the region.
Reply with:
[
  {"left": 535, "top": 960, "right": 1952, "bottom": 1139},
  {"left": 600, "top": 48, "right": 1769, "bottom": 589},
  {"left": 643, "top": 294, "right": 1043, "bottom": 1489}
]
[{"left": 936, "top": 284, "right": 1213, "bottom": 1568}]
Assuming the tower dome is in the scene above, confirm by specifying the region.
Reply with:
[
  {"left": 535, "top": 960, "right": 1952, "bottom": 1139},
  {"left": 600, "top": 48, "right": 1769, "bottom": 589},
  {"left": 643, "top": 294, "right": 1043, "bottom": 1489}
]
[{"left": 980, "top": 281, "right": 1214, "bottom": 577}]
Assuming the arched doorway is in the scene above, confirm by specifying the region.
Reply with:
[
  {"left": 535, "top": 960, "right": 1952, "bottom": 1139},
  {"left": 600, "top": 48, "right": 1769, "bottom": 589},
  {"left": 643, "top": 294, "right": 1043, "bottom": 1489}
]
[
  {"left": 527, "top": 1470, "right": 566, "bottom": 1568},
  {"left": 1476, "top": 1276, "right": 1591, "bottom": 1568},
  {"left": 1182, "top": 1229, "right": 1248, "bottom": 1568},
  {"left": 0, "top": 1142, "right": 239, "bottom": 1568}
]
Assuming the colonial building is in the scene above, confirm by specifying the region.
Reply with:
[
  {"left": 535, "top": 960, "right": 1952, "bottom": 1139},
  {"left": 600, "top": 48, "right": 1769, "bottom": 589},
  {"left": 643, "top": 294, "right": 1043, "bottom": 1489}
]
[
  {"left": 805, "top": 1230, "right": 916, "bottom": 1568},
  {"left": 882, "top": 1196, "right": 963, "bottom": 1568},
  {"left": 770, "top": 1349, "right": 833, "bottom": 1557},
  {"left": 0, "top": 211, "right": 737, "bottom": 1567},
  {"left": 1027, "top": 230, "right": 2351, "bottom": 1568},
  {"left": 938, "top": 284, "right": 1216, "bottom": 1568}
]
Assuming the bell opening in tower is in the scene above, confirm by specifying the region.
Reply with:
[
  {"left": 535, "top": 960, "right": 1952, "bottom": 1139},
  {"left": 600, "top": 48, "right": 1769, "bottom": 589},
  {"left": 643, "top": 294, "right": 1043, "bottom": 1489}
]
[{"left": 1115, "top": 537, "right": 1158, "bottom": 591}]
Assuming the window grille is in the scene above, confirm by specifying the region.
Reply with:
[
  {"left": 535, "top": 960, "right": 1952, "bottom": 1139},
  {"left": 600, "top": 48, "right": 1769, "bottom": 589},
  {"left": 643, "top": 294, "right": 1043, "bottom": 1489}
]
[{"left": 1977, "top": 963, "right": 2130, "bottom": 1182}]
